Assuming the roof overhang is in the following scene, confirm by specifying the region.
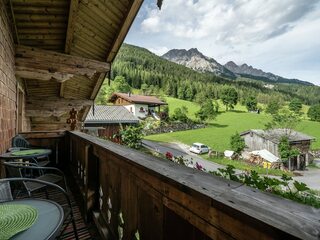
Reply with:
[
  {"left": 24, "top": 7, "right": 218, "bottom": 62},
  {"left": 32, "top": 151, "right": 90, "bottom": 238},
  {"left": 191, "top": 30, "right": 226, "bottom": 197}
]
[{"left": 7, "top": 0, "right": 160, "bottom": 131}]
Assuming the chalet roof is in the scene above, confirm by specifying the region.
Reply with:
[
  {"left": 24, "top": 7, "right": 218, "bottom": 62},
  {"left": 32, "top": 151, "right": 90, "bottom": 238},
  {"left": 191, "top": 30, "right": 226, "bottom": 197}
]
[
  {"left": 241, "top": 129, "right": 315, "bottom": 144},
  {"left": 6, "top": 0, "right": 160, "bottom": 131},
  {"left": 85, "top": 106, "right": 139, "bottom": 124},
  {"left": 110, "top": 93, "right": 167, "bottom": 105}
]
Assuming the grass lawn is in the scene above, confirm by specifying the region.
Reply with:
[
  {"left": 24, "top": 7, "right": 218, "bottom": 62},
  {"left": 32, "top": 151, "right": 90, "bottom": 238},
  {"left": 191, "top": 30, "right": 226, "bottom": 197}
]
[
  {"left": 145, "top": 97, "right": 320, "bottom": 150},
  {"left": 165, "top": 97, "right": 200, "bottom": 120}
]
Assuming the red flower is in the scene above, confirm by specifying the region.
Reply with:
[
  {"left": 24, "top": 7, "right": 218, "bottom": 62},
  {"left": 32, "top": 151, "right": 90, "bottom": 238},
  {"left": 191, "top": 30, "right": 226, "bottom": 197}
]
[
  {"left": 165, "top": 152, "right": 173, "bottom": 160},
  {"left": 196, "top": 162, "right": 203, "bottom": 170}
]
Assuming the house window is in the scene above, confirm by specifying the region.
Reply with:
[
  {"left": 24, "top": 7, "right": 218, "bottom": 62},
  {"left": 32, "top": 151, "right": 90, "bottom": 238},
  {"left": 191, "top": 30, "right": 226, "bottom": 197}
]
[{"left": 139, "top": 107, "right": 145, "bottom": 112}]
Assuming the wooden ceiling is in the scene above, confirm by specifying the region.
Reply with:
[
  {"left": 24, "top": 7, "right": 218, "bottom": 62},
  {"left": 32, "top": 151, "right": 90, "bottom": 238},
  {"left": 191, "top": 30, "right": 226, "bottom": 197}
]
[{"left": 8, "top": 0, "right": 147, "bottom": 131}]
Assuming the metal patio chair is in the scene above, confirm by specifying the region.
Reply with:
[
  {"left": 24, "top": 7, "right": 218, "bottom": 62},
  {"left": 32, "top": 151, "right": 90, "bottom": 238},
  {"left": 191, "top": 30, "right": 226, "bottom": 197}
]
[{"left": 3, "top": 161, "right": 67, "bottom": 197}]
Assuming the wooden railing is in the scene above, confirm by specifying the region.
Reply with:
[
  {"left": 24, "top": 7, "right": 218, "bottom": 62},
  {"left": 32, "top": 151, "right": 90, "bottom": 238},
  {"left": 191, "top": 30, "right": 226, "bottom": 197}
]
[
  {"left": 67, "top": 131, "right": 320, "bottom": 240},
  {"left": 15, "top": 131, "right": 320, "bottom": 239}
]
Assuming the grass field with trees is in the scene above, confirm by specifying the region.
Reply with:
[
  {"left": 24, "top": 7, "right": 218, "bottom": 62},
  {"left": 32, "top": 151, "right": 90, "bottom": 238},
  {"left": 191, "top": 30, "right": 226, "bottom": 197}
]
[{"left": 145, "top": 97, "right": 320, "bottom": 151}]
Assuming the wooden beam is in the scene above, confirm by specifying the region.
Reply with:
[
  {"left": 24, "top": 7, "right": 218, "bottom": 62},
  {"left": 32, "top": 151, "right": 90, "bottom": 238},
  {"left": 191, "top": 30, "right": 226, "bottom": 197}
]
[
  {"left": 26, "top": 97, "right": 93, "bottom": 108},
  {"left": 9, "top": 0, "right": 19, "bottom": 44},
  {"left": 16, "top": 66, "right": 74, "bottom": 82},
  {"left": 59, "top": 82, "right": 65, "bottom": 97},
  {"left": 90, "top": 72, "right": 107, "bottom": 100},
  {"left": 106, "top": 0, "right": 143, "bottom": 62},
  {"left": 61, "top": 0, "right": 80, "bottom": 96},
  {"left": 26, "top": 109, "right": 66, "bottom": 118},
  {"left": 26, "top": 97, "right": 93, "bottom": 117},
  {"left": 15, "top": 45, "right": 110, "bottom": 81},
  {"left": 80, "top": 105, "right": 91, "bottom": 122},
  {"left": 65, "top": 0, "right": 80, "bottom": 54},
  {"left": 21, "top": 131, "right": 66, "bottom": 139}
]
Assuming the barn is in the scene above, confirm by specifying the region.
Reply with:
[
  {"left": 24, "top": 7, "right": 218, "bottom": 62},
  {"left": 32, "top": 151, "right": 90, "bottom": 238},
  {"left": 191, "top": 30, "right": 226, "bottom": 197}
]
[{"left": 241, "top": 129, "right": 315, "bottom": 170}]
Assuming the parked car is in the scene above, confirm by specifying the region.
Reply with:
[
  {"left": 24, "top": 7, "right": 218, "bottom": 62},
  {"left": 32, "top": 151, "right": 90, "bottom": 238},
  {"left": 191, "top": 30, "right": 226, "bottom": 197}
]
[{"left": 189, "top": 143, "right": 210, "bottom": 154}]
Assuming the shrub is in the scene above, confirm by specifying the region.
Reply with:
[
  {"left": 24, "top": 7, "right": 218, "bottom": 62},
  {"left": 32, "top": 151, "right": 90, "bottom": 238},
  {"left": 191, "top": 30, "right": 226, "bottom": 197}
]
[
  {"left": 172, "top": 106, "right": 189, "bottom": 123},
  {"left": 266, "top": 99, "right": 280, "bottom": 115},
  {"left": 230, "top": 132, "right": 246, "bottom": 154},
  {"left": 119, "top": 125, "right": 143, "bottom": 149},
  {"left": 196, "top": 100, "right": 218, "bottom": 122},
  {"left": 307, "top": 104, "right": 320, "bottom": 122}
]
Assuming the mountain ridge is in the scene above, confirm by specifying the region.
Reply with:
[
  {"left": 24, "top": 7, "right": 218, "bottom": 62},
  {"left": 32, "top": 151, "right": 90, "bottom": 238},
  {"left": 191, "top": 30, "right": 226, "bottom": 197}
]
[{"left": 162, "top": 48, "right": 313, "bottom": 86}]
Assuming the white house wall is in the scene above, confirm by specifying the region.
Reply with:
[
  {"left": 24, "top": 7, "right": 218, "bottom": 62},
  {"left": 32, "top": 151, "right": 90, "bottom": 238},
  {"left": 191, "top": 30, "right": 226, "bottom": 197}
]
[
  {"left": 124, "top": 104, "right": 150, "bottom": 118},
  {"left": 135, "top": 104, "right": 149, "bottom": 118}
]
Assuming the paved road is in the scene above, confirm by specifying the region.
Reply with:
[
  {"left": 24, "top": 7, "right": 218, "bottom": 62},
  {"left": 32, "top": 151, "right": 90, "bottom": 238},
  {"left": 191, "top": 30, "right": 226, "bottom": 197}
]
[
  {"left": 142, "top": 140, "right": 229, "bottom": 173},
  {"left": 293, "top": 167, "right": 320, "bottom": 190},
  {"left": 142, "top": 139, "right": 320, "bottom": 190}
]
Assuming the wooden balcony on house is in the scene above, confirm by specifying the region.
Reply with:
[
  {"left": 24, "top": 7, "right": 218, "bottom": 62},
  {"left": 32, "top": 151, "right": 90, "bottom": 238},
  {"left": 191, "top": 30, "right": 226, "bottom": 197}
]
[{"left": 14, "top": 131, "right": 320, "bottom": 240}]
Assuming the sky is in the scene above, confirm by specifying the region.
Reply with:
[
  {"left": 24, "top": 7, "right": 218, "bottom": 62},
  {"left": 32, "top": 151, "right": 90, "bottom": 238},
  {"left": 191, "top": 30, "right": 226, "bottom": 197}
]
[{"left": 125, "top": 0, "right": 320, "bottom": 85}]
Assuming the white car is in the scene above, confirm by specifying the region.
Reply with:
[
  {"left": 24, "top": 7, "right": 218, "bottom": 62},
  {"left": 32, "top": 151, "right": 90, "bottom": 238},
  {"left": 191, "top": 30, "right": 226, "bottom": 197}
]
[{"left": 189, "top": 143, "right": 210, "bottom": 154}]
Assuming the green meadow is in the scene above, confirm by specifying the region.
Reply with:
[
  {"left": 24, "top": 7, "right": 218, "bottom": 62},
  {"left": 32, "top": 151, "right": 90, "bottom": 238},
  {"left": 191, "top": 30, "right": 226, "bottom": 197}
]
[{"left": 145, "top": 97, "right": 320, "bottom": 151}]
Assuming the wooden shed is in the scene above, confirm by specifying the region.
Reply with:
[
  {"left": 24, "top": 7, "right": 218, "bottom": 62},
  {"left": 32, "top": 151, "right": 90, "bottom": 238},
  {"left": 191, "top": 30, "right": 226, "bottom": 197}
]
[{"left": 241, "top": 129, "right": 315, "bottom": 170}]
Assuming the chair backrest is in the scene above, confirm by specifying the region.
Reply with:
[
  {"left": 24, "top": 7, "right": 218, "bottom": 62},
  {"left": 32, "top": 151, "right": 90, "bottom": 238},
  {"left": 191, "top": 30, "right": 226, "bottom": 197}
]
[
  {"left": 0, "top": 181, "right": 13, "bottom": 202},
  {"left": 12, "top": 135, "right": 30, "bottom": 148},
  {"left": 3, "top": 162, "right": 24, "bottom": 179},
  {"left": 3, "top": 162, "right": 26, "bottom": 193}
]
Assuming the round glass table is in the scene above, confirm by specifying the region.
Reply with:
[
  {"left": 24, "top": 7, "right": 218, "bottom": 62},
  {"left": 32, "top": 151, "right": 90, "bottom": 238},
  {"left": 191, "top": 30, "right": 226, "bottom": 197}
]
[
  {"left": 0, "top": 149, "right": 52, "bottom": 160},
  {"left": 2, "top": 199, "right": 64, "bottom": 240}
]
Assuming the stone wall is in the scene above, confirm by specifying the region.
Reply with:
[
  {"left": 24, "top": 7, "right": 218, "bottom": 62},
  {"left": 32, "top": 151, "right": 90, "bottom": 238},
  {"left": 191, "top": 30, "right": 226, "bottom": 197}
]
[
  {"left": 144, "top": 122, "right": 205, "bottom": 135},
  {"left": 0, "top": 1, "right": 16, "bottom": 155}
]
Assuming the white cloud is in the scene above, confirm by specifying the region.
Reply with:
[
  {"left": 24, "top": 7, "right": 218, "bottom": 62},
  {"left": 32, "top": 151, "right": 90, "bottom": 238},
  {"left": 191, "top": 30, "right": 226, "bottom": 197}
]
[
  {"left": 147, "top": 46, "right": 170, "bottom": 56},
  {"left": 127, "top": 0, "right": 320, "bottom": 85},
  {"left": 141, "top": 0, "right": 319, "bottom": 43}
]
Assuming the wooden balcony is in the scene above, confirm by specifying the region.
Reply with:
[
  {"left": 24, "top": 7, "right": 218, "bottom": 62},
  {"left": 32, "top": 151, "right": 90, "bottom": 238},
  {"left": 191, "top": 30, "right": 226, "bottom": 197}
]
[{"left": 18, "top": 131, "right": 320, "bottom": 240}]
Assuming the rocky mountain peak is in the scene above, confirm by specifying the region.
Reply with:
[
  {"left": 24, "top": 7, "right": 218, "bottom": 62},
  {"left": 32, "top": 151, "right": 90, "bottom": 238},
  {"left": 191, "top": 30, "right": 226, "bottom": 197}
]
[
  {"left": 188, "top": 48, "right": 202, "bottom": 56},
  {"left": 162, "top": 48, "right": 236, "bottom": 79},
  {"left": 225, "top": 61, "right": 238, "bottom": 68}
]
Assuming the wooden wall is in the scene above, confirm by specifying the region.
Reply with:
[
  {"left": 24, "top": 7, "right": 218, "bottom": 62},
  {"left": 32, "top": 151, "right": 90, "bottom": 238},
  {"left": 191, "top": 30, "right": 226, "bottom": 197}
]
[
  {"left": 243, "top": 132, "right": 279, "bottom": 156},
  {"left": 0, "top": 0, "right": 17, "bottom": 156},
  {"left": 115, "top": 97, "right": 131, "bottom": 105}
]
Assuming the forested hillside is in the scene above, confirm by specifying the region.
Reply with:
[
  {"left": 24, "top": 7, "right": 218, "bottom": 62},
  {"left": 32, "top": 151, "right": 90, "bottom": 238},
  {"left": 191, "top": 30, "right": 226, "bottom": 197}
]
[{"left": 112, "top": 43, "right": 320, "bottom": 105}]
